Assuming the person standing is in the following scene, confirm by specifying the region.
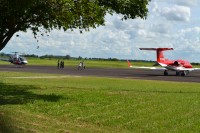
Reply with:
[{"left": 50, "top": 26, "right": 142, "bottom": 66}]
[
  {"left": 57, "top": 60, "right": 60, "bottom": 69},
  {"left": 60, "top": 60, "right": 63, "bottom": 69},
  {"left": 62, "top": 60, "right": 65, "bottom": 68},
  {"left": 82, "top": 61, "right": 85, "bottom": 69},
  {"left": 78, "top": 62, "right": 82, "bottom": 70}
]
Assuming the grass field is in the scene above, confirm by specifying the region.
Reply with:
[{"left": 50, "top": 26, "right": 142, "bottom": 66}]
[
  {"left": 0, "top": 57, "right": 156, "bottom": 68},
  {"left": 27, "top": 58, "right": 157, "bottom": 68},
  {"left": 1, "top": 71, "right": 200, "bottom": 133},
  {"left": 1, "top": 57, "right": 200, "bottom": 69}
]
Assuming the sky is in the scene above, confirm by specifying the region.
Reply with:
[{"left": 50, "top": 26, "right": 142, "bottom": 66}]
[{"left": 2, "top": 0, "right": 200, "bottom": 62}]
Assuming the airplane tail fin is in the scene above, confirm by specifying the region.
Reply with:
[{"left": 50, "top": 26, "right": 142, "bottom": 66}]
[
  {"left": 139, "top": 48, "right": 173, "bottom": 63},
  {"left": 127, "top": 60, "right": 133, "bottom": 67}
]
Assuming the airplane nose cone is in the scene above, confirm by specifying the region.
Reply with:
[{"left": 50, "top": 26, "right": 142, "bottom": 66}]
[{"left": 23, "top": 61, "right": 28, "bottom": 64}]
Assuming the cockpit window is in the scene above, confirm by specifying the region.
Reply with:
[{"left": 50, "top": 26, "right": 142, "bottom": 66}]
[{"left": 19, "top": 57, "right": 26, "bottom": 61}]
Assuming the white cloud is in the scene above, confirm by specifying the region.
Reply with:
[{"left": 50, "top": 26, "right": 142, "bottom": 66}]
[
  {"left": 180, "top": 27, "right": 200, "bottom": 33},
  {"left": 174, "top": 0, "right": 200, "bottom": 7},
  {"left": 160, "top": 5, "right": 191, "bottom": 22}
]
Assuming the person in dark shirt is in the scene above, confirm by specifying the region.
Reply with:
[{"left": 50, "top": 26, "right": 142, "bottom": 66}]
[{"left": 57, "top": 60, "right": 60, "bottom": 69}]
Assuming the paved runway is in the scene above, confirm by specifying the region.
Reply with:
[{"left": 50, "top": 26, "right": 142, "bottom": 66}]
[{"left": 0, "top": 65, "right": 200, "bottom": 83}]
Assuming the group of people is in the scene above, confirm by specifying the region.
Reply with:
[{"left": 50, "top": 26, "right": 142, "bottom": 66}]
[
  {"left": 57, "top": 60, "right": 64, "bottom": 69},
  {"left": 78, "top": 61, "right": 85, "bottom": 70},
  {"left": 57, "top": 60, "right": 86, "bottom": 70}
]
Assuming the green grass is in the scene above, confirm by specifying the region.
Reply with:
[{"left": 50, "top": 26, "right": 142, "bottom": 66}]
[
  {"left": 1, "top": 57, "right": 200, "bottom": 68},
  {"left": 27, "top": 58, "right": 156, "bottom": 68},
  {"left": 0, "top": 57, "right": 156, "bottom": 68},
  {"left": 1, "top": 71, "right": 200, "bottom": 132}
]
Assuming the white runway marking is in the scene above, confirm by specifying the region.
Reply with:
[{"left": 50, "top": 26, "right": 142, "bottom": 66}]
[{"left": 8, "top": 75, "right": 82, "bottom": 79}]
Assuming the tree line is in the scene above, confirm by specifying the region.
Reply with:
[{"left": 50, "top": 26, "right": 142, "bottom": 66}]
[{"left": 1, "top": 52, "right": 199, "bottom": 64}]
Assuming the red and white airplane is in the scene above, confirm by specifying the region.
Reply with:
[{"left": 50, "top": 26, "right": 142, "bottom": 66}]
[{"left": 127, "top": 48, "right": 200, "bottom": 76}]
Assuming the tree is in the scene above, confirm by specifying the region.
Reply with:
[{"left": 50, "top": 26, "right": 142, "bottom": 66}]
[
  {"left": 65, "top": 54, "right": 71, "bottom": 59},
  {"left": 78, "top": 56, "right": 83, "bottom": 60},
  {"left": 0, "top": 0, "right": 151, "bottom": 51}
]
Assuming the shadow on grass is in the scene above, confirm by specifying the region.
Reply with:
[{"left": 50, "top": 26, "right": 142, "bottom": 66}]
[
  {"left": 0, "top": 83, "right": 63, "bottom": 105},
  {"left": 0, "top": 83, "right": 64, "bottom": 133}
]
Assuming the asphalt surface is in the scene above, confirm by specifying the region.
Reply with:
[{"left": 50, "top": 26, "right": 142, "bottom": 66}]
[{"left": 0, "top": 65, "right": 200, "bottom": 83}]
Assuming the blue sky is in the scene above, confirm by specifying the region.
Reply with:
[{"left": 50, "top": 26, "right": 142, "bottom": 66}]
[{"left": 3, "top": 0, "right": 200, "bottom": 62}]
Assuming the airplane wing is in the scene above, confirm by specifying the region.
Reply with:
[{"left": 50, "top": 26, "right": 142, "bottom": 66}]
[
  {"left": 176, "top": 67, "right": 200, "bottom": 71},
  {"left": 127, "top": 60, "right": 166, "bottom": 70},
  {"left": 193, "top": 68, "right": 200, "bottom": 70}
]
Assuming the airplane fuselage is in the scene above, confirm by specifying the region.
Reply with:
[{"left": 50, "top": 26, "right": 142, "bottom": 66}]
[
  {"left": 158, "top": 59, "right": 194, "bottom": 76},
  {"left": 158, "top": 58, "right": 192, "bottom": 67}
]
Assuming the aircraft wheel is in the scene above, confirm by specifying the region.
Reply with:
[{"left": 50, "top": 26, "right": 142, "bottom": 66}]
[
  {"left": 176, "top": 71, "right": 180, "bottom": 76},
  {"left": 181, "top": 71, "right": 186, "bottom": 76},
  {"left": 185, "top": 70, "right": 189, "bottom": 76},
  {"left": 181, "top": 71, "right": 189, "bottom": 76},
  {"left": 164, "top": 70, "right": 168, "bottom": 76}
]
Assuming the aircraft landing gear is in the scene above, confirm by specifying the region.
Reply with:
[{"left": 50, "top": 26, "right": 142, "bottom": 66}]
[
  {"left": 176, "top": 71, "right": 189, "bottom": 76},
  {"left": 176, "top": 71, "right": 180, "bottom": 76},
  {"left": 181, "top": 71, "right": 189, "bottom": 76},
  {"left": 179, "top": 71, "right": 185, "bottom": 76},
  {"left": 164, "top": 70, "right": 168, "bottom": 76},
  {"left": 185, "top": 70, "right": 189, "bottom": 75}
]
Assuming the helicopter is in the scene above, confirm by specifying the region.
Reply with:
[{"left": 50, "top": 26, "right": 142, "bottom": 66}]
[{"left": 0, "top": 52, "right": 28, "bottom": 66}]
